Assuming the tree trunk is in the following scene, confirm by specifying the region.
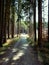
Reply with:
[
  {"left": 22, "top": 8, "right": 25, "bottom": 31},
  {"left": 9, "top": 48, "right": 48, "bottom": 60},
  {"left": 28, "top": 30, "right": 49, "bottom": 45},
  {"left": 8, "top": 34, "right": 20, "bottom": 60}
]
[
  {"left": 5, "top": 0, "right": 11, "bottom": 39},
  {"left": 0, "top": 0, "right": 3, "bottom": 47},
  {"left": 7, "top": 19, "right": 10, "bottom": 39},
  {"left": 0, "top": 0, "right": 6, "bottom": 45},
  {"left": 38, "top": 0, "right": 42, "bottom": 48},
  {"left": 7, "top": 0, "right": 11, "bottom": 39},
  {"left": 34, "top": 0, "right": 36, "bottom": 42},
  {"left": 28, "top": 4, "right": 31, "bottom": 37},
  {"left": 17, "top": 0, "right": 21, "bottom": 37},
  {"left": 48, "top": 0, "right": 49, "bottom": 42},
  {"left": 11, "top": 0, "right": 15, "bottom": 38},
  {"left": 2, "top": 0, "right": 7, "bottom": 43}
]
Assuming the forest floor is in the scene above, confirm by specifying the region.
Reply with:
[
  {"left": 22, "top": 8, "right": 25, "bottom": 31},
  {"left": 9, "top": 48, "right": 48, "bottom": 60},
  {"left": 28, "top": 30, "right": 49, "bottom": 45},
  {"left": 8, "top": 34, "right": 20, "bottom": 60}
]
[{"left": 0, "top": 34, "right": 43, "bottom": 65}]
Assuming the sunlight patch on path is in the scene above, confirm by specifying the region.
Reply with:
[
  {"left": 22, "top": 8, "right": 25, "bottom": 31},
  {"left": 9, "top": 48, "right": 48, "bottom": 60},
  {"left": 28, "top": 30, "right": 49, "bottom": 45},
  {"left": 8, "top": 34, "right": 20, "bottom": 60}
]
[
  {"left": 12, "top": 48, "right": 18, "bottom": 53},
  {"left": 20, "top": 33, "right": 29, "bottom": 39},
  {"left": 2, "top": 36, "right": 28, "bottom": 65},
  {"left": 13, "top": 51, "right": 24, "bottom": 61}
]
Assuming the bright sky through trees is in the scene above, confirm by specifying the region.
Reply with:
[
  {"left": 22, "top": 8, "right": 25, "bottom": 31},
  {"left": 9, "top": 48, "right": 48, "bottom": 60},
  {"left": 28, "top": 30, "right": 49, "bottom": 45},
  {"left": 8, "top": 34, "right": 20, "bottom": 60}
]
[
  {"left": 15, "top": 0, "right": 48, "bottom": 23},
  {"left": 36, "top": 0, "right": 48, "bottom": 22}
]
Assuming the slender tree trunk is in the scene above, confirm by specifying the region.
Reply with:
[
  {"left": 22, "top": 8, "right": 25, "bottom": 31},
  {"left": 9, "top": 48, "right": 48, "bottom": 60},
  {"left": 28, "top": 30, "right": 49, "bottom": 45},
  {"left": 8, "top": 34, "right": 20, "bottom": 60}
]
[
  {"left": 7, "top": 19, "right": 10, "bottom": 39},
  {"left": 11, "top": 20, "right": 14, "bottom": 38},
  {"left": 3, "top": 0, "right": 9, "bottom": 43},
  {"left": 28, "top": 4, "right": 31, "bottom": 37},
  {"left": 2, "top": 0, "right": 6, "bottom": 43},
  {"left": 0, "top": 0, "right": 3, "bottom": 47},
  {"left": 48, "top": 0, "right": 49, "bottom": 42},
  {"left": 29, "top": 14, "right": 31, "bottom": 37},
  {"left": 17, "top": 0, "right": 21, "bottom": 37},
  {"left": 5, "top": 0, "right": 11, "bottom": 39},
  {"left": 5, "top": 0, "right": 11, "bottom": 40},
  {"left": 11, "top": 0, "right": 15, "bottom": 38},
  {"left": 0, "top": 0, "right": 6, "bottom": 45},
  {"left": 38, "top": 0, "right": 42, "bottom": 48},
  {"left": 34, "top": 0, "right": 36, "bottom": 42},
  {"left": 17, "top": 21, "right": 20, "bottom": 37},
  {"left": 7, "top": 0, "right": 11, "bottom": 39}
]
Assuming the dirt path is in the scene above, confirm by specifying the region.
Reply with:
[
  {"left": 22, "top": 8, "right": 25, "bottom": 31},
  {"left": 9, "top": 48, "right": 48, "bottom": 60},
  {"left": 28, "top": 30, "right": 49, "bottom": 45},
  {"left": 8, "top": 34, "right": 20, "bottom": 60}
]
[{"left": 0, "top": 36, "right": 43, "bottom": 65}]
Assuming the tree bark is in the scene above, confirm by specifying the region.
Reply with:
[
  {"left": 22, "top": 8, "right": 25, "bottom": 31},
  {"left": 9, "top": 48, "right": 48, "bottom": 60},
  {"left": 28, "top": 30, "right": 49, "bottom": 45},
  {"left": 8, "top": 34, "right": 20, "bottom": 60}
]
[
  {"left": 7, "top": 0, "right": 11, "bottom": 39},
  {"left": 34, "top": 0, "right": 36, "bottom": 42},
  {"left": 0, "top": 0, "right": 3, "bottom": 46},
  {"left": 48, "top": 0, "right": 49, "bottom": 42},
  {"left": 38, "top": 0, "right": 42, "bottom": 48},
  {"left": 5, "top": 0, "right": 11, "bottom": 39},
  {"left": 2, "top": 0, "right": 7, "bottom": 43},
  {"left": 11, "top": 0, "right": 15, "bottom": 38},
  {"left": 17, "top": 0, "right": 21, "bottom": 37}
]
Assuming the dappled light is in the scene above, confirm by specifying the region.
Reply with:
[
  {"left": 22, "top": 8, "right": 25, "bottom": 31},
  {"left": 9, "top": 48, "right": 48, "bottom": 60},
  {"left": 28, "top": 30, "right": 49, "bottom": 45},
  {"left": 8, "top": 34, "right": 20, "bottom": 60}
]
[
  {"left": 0, "top": 0, "right": 49, "bottom": 65},
  {"left": 0, "top": 35, "right": 43, "bottom": 65},
  {"left": 12, "top": 51, "right": 24, "bottom": 60},
  {"left": 0, "top": 52, "right": 5, "bottom": 55},
  {"left": 12, "top": 48, "right": 18, "bottom": 53}
]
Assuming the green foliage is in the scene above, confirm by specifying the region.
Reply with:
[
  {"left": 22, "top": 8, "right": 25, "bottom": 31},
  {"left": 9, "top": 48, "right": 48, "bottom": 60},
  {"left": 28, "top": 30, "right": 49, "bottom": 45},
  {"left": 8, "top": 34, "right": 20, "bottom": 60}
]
[
  {"left": 27, "top": 37, "right": 34, "bottom": 46},
  {"left": 21, "top": 21, "right": 28, "bottom": 30},
  {"left": 0, "top": 37, "right": 19, "bottom": 53}
]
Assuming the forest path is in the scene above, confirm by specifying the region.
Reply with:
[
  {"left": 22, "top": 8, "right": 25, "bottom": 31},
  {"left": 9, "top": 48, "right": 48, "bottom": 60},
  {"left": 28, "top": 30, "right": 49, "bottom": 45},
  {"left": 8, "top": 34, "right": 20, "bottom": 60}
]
[{"left": 0, "top": 34, "right": 43, "bottom": 65}]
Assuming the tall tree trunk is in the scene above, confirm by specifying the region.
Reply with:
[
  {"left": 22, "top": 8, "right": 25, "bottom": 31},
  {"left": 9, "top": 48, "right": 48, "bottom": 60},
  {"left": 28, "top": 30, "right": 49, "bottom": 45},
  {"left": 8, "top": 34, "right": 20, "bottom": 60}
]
[
  {"left": 0, "top": 0, "right": 6, "bottom": 45},
  {"left": 38, "top": 0, "right": 42, "bottom": 48},
  {"left": 5, "top": 0, "right": 11, "bottom": 40},
  {"left": 8, "top": 19, "right": 10, "bottom": 39},
  {"left": 28, "top": 10, "right": 30, "bottom": 36},
  {"left": 17, "top": 21, "right": 20, "bottom": 37},
  {"left": 28, "top": 2, "right": 31, "bottom": 37},
  {"left": 2, "top": 0, "right": 6, "bottom": 43},
  {"left": 3, "top": 0, "right": 9, "bottom": 43},
  {"left": 0, "top": 0, "right": 3, "bottom": 46},
  {"left": 48, "top": 0, "right": 49, "bottom": 42},
  {"left": 11, "top": 0, "right": 15, "bottom": 38},
  {"left": 5, "top": 0, "right": 11, "bottom": 39},
  {"left": 17, "top": 0, "right": 21, "bottom": 37},
  {"left": 34, "top": 0, "right": 36, "bottom": 42},
  {"left": 7, "top": 0, "right": 11, "bottom": 39}
]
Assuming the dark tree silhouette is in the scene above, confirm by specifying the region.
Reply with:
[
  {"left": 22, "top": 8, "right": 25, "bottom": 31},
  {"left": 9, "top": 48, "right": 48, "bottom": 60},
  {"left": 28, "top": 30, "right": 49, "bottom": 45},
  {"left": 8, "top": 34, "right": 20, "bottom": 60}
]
[
  {"left": 17, "top": 0, "right": 21, "bottom": 37},
  {"left": 38, "top": 0, "right": 42, "bottom": 47},
  {"left": 0, "top": 0, "right": 3, "bottom": 47},
  {"left": 11, "top": 0, "right": 15, "bottom": 38},
  {"left": 7, "top": 0, "right": 11, "bottom": 39},
  {"left": 48, "top": 0, "right": 49, "bottom": 42},
  {"left": 34, "top": 0, "right": 36, "bottom": 42},
  {"left": 2, "top": 0, "right": 6, "bottom": 43}
]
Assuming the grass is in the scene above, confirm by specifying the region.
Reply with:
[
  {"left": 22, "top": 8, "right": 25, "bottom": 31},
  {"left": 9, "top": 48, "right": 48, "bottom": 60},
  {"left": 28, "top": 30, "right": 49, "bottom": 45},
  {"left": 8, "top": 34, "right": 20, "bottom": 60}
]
[
  {"left": 27, "top": 37, "right": 34, "bottom": 45},
  {"left": 27, "top": 37, "right": 38, "bottom": 47},
  {"left": 0, "top": 37, "right": 19, "bottom": 53}
]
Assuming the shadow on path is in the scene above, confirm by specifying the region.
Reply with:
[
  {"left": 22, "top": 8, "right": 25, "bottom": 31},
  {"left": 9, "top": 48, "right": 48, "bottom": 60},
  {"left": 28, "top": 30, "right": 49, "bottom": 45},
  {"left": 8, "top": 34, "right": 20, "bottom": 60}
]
[{"left": 0, "top": 36, "right": 43, "bottom": 65}]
